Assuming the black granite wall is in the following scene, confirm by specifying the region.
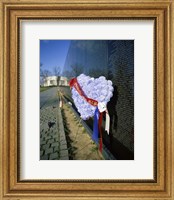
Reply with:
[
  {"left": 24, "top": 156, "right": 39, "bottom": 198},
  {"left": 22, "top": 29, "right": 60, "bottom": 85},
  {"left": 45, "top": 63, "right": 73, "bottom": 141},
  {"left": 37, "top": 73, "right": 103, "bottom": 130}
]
[
  {"left": 108, "top": 41, "right": 134, "bottom": 153},
  {"left": 62, "top": 40, "right": 134, "bottom": 158}
]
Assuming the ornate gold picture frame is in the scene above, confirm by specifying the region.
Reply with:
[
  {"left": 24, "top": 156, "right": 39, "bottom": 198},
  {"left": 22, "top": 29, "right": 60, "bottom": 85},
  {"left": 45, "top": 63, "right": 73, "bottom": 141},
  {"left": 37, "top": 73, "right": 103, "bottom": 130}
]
[{"left": 0, "top": 0, "right": 173, "bottom": 199}]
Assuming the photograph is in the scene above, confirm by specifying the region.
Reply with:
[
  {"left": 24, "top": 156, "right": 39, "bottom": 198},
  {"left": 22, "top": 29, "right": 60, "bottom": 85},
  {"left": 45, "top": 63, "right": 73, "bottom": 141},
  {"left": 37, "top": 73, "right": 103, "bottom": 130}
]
[
  {"left": 40, "top": 40, "right": 134, "bottom": 160},
  {"left": 1, "top": 0, "right": 173, "bottom": 199}
]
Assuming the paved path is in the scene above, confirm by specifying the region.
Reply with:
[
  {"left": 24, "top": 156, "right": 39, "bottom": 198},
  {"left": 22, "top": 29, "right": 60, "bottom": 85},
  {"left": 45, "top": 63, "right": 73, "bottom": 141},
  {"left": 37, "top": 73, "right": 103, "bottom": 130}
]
[
  {"left": 40, "top": 87, "right": 68, "bottom": 160},
  {"left": 40, "top": 87, "right": 59, "bottom": 109}
]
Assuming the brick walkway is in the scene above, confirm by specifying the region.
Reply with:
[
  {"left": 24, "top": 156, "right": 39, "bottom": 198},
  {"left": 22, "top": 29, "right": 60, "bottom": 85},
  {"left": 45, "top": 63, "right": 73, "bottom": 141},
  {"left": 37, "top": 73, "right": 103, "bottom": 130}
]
[{"left": 40, "top": 88, "right": 69, "bottom": 160}]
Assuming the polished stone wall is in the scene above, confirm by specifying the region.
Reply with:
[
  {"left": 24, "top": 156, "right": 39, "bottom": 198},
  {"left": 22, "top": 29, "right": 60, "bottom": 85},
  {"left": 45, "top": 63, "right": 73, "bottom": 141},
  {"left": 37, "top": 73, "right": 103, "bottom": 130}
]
[
  {"left": 108, "top": 40, "right": 134, "bottom": 153},
  {"left": 62, "top": 40, "right": 134, "bottom": 155}
]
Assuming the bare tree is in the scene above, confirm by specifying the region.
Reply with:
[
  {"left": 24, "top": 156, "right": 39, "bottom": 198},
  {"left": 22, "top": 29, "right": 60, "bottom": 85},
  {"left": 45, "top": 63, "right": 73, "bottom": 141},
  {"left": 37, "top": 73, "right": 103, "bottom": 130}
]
[
  {"left": 40, "top": 69, "right": 51, "bottom": 86},
  {"left": 40, "top": 63, "right": 44, "bottom": 79},
  {"left": 41, "top": 69, "right": 51, "bottom": 78},
  {"left": 63, "top": 70, "right": 74, "bottom": 81},
  {"left": 53, "top": 66, "right": 61, "bottom": 86},
  {"left": 71, "top": 63, "right": 84, "bottom": 77}
]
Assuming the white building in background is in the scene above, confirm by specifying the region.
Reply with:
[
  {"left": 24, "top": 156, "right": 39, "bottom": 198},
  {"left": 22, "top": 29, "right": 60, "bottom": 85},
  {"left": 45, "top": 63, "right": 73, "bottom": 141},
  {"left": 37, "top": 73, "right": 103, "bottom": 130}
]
[{"left": 43, "top": 76, "right": 69, "bottom": 87}]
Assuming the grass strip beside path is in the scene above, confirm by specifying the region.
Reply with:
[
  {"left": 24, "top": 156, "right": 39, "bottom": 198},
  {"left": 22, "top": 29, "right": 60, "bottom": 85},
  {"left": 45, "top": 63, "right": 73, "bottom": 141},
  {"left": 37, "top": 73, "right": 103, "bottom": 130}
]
[{"left": 40, "top": 87, "right": 50, "bottom": 92}]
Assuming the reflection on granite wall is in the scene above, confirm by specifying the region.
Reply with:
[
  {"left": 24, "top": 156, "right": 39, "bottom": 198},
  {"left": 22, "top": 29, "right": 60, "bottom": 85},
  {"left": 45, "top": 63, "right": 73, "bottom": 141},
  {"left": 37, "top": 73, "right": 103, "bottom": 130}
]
[
  {"left": 62, "top": 40, "right": 134, "bottom": 154},
  {"left": 63, "top": 40, "right": 108, "bottom": 77}
]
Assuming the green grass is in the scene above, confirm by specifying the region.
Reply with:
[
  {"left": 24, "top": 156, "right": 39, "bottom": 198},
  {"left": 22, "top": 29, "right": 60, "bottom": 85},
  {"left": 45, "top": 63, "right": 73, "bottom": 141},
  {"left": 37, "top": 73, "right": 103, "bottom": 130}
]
[
  {"left": 40, "top": 85, "right": 57, "bottom": 92},
  {"left": 40, "top": 87, "right": 49, "bottom": 92}
]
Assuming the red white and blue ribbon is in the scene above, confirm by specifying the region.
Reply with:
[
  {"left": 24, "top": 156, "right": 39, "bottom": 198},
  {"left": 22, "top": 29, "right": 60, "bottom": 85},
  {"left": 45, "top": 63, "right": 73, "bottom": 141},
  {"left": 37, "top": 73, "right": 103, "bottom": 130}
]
[{"left": 69, "top": 78, "right": 110, "bottom": 152}]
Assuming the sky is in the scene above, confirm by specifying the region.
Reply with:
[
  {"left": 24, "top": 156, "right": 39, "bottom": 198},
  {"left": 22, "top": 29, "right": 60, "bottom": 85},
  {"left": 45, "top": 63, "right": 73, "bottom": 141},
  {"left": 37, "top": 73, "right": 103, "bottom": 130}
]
[{"left": 40, "top": 40, "right": 70, "bottom": 75}]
